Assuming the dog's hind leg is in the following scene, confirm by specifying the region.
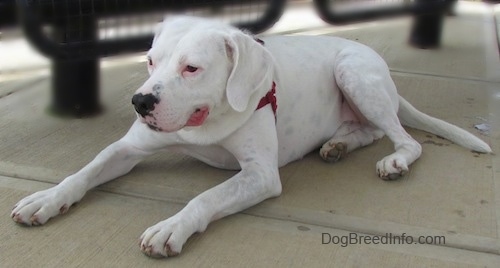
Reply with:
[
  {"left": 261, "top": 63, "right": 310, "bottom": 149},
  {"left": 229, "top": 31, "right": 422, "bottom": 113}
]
[
  {"left": 333, "top": 47, "right": 422, "bottom": 180},
  {"left": 320, "top": 122, "right": 384, "bottom": 162}
]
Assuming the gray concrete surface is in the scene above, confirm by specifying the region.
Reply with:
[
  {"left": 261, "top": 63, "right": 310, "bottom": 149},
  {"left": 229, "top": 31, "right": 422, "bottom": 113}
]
[{"left": 0, "top": 1, "right": 499, "bottom": 267}]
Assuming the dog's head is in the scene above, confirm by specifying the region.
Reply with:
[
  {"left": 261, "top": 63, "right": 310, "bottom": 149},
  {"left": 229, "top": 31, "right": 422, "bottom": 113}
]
[{"left": 132, "top": 16, "right": 274, "bottom": 133}]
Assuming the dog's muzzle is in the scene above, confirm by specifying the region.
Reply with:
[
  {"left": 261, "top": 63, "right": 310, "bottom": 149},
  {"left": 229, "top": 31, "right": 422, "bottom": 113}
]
[{"left": 132, "top": 93, "right": 159, "bottom": 117}]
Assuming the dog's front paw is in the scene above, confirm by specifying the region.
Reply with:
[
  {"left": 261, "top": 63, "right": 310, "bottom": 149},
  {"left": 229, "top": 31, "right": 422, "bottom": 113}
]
[
  {"left": 139, "top": 216, "right": 195, "bottom": 258},
  {"left": 11, "top": 186, "right": 76, "bottom": 226},
  {"left": 376, "top": 155, "right": 408, "bottom": 180},
  {"left": 320, "top": 142, "right": 348, "bottom": 163}
]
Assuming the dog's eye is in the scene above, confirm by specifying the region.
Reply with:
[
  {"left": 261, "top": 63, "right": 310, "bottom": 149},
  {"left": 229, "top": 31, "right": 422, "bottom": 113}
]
[
  {"left": 185, "top": 65, "right": 198, "bottom": 73},
  {"left": 147, "top": 57, "right": 153, "bottom": 66}
]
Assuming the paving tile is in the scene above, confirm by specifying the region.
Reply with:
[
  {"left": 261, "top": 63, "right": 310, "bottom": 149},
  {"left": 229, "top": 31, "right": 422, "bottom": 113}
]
[{"left": 1, "top": 176, "right": 499, "bottom": 267}]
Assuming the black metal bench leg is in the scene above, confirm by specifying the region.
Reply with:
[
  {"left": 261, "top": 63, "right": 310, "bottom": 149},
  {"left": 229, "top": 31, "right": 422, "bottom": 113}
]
[
  {"left": 408, "top": 0, "right": 453, "bottom": 49},
  {"left": 49, "top": 16, "right": 101, "bottom": 117},
  {"left": 50, "top": 58, "right": 101, "bottom": 117}
]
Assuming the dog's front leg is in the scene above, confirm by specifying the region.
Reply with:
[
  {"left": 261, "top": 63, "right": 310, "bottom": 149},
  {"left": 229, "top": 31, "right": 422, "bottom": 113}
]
[
  {"left": 139, "top": 109, "right": 282, "bottom": 258},
  {"left": 11, "top": 120, "right": 175, "bottom": 226}
]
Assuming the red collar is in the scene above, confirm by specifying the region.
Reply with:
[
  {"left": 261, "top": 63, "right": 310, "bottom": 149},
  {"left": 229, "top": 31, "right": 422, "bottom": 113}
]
[
  {"left": 256, "top": 82, "right": 277, "bottom": 118},
  {"left": 253, "top": 38, "right": 277, "bottom": 119}
]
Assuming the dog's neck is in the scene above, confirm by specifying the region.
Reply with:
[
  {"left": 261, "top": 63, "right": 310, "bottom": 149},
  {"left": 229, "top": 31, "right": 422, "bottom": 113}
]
[{"left": 177, "top": 80, "right": 276, "bottom": 145}]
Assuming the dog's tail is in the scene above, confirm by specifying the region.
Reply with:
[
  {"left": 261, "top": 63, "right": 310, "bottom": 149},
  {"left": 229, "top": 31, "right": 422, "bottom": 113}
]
[{"left": 397, "top": 96, "right": 492, "bottom": 153}]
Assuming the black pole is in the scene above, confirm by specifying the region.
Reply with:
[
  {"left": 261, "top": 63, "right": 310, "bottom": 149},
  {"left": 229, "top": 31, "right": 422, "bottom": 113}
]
[
  {"left": 0, "top": 0, "right": 17, "bottom": 28},
  {"left": 408, "top": 0, "right": 452, "bottom": 49},
  {"left": 50, "top": 16, "right": 101, "bottom": 117}
]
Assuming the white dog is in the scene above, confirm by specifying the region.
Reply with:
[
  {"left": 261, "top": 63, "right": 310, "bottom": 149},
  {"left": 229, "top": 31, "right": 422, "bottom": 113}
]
[{"left": 12, "top": 16, "right": 491, "bottom": 258}]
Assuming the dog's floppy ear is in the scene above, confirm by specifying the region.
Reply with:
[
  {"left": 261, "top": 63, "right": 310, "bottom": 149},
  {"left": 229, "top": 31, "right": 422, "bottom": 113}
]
[{"left": 224, "top": 31, "right": 274, "bottom": 112}]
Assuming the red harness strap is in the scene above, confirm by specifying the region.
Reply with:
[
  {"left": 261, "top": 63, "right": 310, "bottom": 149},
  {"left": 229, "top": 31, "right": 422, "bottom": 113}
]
[{"left": 256, "top": 82, "right": 277, "bottom": 118}]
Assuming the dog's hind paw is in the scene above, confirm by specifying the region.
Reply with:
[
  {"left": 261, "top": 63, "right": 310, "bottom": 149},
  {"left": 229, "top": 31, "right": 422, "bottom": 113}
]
[
  {"left": 320, "top": 142, "right": 348, "bottom": 163},
  {"left": 376, "top": 155, "right": 408, "bottom": 180}
]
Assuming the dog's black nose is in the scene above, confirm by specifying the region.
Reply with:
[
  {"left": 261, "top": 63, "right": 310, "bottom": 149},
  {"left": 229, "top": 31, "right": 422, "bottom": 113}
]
[{"left": 132, "top": 93, "right": 158, "bottom": 117}]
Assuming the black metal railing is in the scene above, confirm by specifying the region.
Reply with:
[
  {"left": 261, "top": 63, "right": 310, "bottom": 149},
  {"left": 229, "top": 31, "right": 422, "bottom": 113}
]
[
  {"left": 313, "top": 0, "right": 454, "bottom": 24},
  {"left": 313, "top": 0, "right": 456, "bottom": 49},
  {"left": 0, "top": 0, "right": 16, "bottom": 27},
  {"left": 5, "top": 0, "right": 458, "bottom": 117},
  {"left": 18, "top": 0, "right": 287, "bottom": 60},
  {"left": 14, "top": 0, "right": 286, "bottom": 116}
]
